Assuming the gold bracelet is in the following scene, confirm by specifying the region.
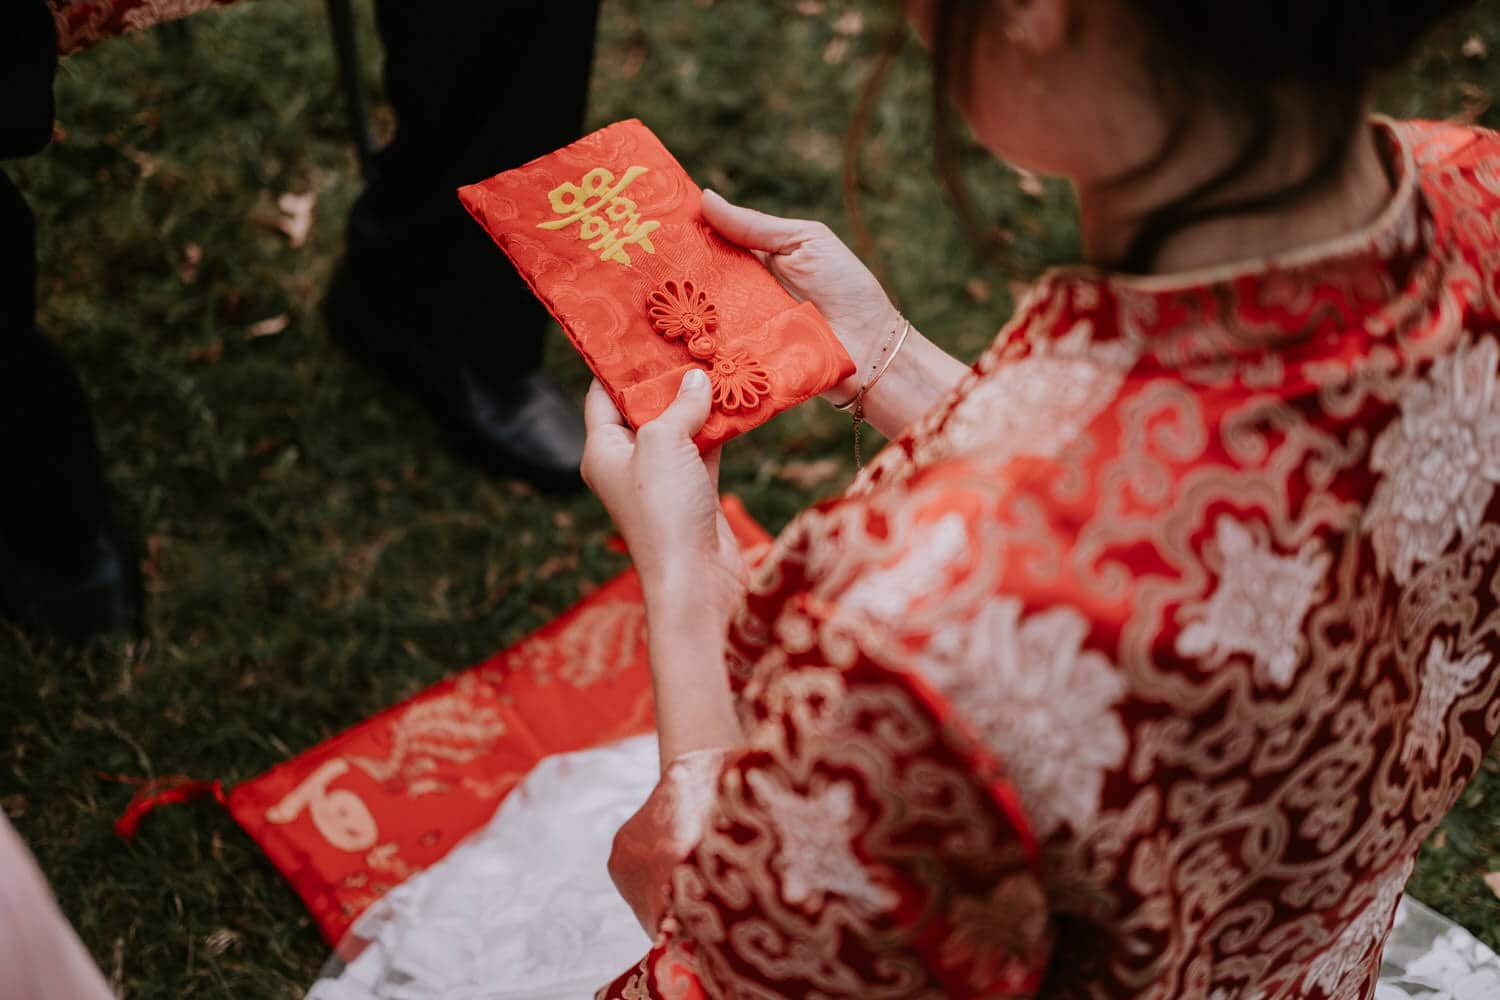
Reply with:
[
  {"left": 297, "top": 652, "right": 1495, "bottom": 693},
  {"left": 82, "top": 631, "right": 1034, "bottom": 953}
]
[
  {"left": 833, "top": 317, "right": 912, "bottom": 467},
  {"left": 833, "top": 316, "right": 911, "bottom": 411},
  {"left": 858, "top": 318, "right": 912, "bottom": 402}
]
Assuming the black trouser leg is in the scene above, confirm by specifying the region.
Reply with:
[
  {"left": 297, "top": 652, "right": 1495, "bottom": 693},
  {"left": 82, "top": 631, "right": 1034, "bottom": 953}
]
[
  {"left": 0, "top": 2, "right": 106, "bottom": 577},
  {"left": 0, "top": 173, "right": 112, "bottom": 581},
  {"left": 345, "top": 0, "right": 601, "bottom": 382},
  {"left": 0, "top": 4, "right": 137, "bottom": 637}
]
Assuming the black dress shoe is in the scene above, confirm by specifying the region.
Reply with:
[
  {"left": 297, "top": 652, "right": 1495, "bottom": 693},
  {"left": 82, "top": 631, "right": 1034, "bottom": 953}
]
[
  {"left": 324, "top": 263, "right": 585, "bottom": 493},
  {"left": 0, "top": 524, "right": 142, "bottom": 644}
]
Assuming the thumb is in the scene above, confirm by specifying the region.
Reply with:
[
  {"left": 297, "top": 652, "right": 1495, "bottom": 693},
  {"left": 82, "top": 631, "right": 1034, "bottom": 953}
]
[
  {"left": 702, "top": 190, "right": 811, "bottom": 255},
  {"left": 648, "top": 367, "right": 714, "bottom": 441}
]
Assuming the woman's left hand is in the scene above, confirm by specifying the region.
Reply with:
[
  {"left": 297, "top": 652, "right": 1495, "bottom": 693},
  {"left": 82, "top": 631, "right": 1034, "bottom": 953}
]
[{"left": 581, "top": 372, "right": 748, "bottom": 622}]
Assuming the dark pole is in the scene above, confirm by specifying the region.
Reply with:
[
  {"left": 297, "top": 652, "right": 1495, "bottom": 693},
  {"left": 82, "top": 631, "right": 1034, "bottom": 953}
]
[{"left": 326, "top": 0, "right": 375, "bottom": 179}]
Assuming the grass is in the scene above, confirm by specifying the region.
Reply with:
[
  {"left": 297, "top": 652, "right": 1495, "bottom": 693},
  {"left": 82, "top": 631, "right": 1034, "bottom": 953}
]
[{"left": 4, "top": 1, "right": 1500, "bottom": 995}]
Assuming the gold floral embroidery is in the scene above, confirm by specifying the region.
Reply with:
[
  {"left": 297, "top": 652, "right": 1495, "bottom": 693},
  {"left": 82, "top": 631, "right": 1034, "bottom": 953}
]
[
  {"left": 537, "top": 166, "right": 660, "bottom": 266},
  {"left": 1174, "top": 516, "right": 1332, "bottom": 688},
  {"left": 509, "top": 600, "right": 644, "bottom": 688},
  {"left": 1365, "top": 336, "right": 1500, "bottom": 585},
  {"left": 1403, "top": 635, "right": 1492, "bottom": 770},
  {"left": 346, "top": 675, "right": 509, "bottom": 796}
]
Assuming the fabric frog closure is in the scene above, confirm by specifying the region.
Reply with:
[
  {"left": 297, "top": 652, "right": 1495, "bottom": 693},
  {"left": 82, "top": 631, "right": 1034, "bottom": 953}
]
[{"left": 647, "top": 279, "right": 770, "bottom": 413}]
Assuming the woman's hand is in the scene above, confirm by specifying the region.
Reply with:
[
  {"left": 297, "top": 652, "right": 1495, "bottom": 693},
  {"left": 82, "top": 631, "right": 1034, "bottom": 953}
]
[
  {"left": 581, "top": 373, "right": 747, "bottom": 623},
  {"left": 701, "top": 190, "right": 902, "bottom": 402},
  {"left": 701, "top": 190, "right": 972, "bottom": 439}
]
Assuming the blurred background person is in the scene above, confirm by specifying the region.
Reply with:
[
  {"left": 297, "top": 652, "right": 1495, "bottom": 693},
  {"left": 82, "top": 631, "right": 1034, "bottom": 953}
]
[{"left": 2, "top": 0, "right": 598, "bottom": 641}]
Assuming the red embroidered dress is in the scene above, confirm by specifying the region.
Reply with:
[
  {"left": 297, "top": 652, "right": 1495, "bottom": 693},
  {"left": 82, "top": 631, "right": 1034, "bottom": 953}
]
[
  {"left": 601, "top": 120, "right": 1500, "bottom": 999},
  {"left": 49, "top": 0, "right": 241, "bottom": 55}
]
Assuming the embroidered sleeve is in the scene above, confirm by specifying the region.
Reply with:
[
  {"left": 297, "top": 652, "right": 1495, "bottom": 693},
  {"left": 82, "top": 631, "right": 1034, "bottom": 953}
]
[
  {"left": 600, "top": 593, "right": 1053, "bottom": 1000},
  {"left": 609, "top": 747, "right": 732, "bottom": 934}
]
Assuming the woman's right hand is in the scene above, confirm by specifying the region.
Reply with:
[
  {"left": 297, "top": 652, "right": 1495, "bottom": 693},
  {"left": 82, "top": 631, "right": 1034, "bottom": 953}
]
[{"left": 701, "top": 190, "right": 903, "bottom": 403}]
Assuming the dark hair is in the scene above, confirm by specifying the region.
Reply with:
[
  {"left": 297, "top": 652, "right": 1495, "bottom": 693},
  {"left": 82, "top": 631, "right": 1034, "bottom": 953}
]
[{"left": 915, "top": 0, "right": 1475, "bottom": 273}]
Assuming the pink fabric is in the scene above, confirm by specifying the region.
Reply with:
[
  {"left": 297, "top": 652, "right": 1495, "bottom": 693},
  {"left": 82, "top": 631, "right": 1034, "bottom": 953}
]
[{"left": 0, "top": 813, "right": 112, "bottom": 1000}]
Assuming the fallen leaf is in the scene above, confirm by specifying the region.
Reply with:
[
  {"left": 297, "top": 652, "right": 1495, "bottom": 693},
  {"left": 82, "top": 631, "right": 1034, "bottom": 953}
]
[
  {"left": 795, "top": 0, "right": 824, "bottom": 14},
  {"left": 276, "top": 191, "right": 317, "bottom": 248},
  {"left": 247, "top": 314, "right": 289, "bottom": 339},
  {"left": 141, "top": 535, "right": 170, "bottom": 594},
  {"left": 178, "top": 242, "right": 202, "bottom": 285},
  {"left": 430, "top": 575, "right": 452, "bottom": 614},
  {"left": 833, "top": 10, "right": 863, "bottom": 35},
  {"left": 203, "top": 929, "right": 240, "bottom": 957},
  {"left": 1485, "top": 871, "right": 1500, "bottom": 901},
  {"left": 1463, "top": 34, "right": 1489, "bottom": 61},
  {"left": 120, "top": 145, "right": 159, "bottom": 179},
  {"left": 186, "top": 339, "right": 223, "bottom": 365},
  {"left": 789, "top": 129, "right": 843, "bottom": 170},
  {"left": 620, "top": 41, "right": 646, "bottom": 79},
  {"left": 823, "top": 36, "right": 850, "bottom": 64},
  {"left": 966, "top": 277, "right": 993, "bottom": 303},
  {"left": 536, "top": 554, "right": 578, "bottom": 581},
  {"left": 1458, "top": 82, "right": 1492, "bottom": 125},
  {"left": 1017, "top": 169, "right": 1045, "bottom": 199},
  {"left": 777, "top": 457, "right": 843, "bottom": 488},
  {"left": 1431, "top": 829, "right": 1447, "bottom": 851}
]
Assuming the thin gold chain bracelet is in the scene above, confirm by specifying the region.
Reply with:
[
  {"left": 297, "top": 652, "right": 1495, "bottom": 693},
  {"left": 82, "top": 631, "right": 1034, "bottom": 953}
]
[{"left": 833, "top": 316, "right": 912, "bottom": 467}]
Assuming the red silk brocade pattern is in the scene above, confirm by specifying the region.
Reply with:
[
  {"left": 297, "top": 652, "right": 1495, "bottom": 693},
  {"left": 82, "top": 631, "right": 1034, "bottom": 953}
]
[
  {"left": 50, "top": 0, "right": 242, "bottom": 55},
  {"left": 459, "top": 119, "right": 855, "bottom": 451},
  {"left": 598, "top": 121, "right": 1500, "bottom": 999}
]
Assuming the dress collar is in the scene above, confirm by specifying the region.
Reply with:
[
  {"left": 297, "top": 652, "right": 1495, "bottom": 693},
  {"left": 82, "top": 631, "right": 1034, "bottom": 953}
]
[{"left": 1013, "top": 118, "right": 1430, "bottom": 371}]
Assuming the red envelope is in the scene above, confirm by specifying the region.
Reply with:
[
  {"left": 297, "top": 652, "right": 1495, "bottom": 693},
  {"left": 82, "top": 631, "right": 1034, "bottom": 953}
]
[{"left": 459, "top": 119, "right": 855, "bottom": 450}]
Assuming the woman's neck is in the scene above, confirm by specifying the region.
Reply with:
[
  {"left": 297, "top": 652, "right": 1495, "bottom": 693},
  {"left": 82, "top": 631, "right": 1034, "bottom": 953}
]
[{"left": 1074, "top": 112, "right": 1395, "bottom": 277}]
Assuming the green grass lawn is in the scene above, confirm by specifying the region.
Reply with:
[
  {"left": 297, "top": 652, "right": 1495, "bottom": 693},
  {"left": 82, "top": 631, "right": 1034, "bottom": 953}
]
[{"left": 6, "top": 1, "right": 1500, "bottom": 995}]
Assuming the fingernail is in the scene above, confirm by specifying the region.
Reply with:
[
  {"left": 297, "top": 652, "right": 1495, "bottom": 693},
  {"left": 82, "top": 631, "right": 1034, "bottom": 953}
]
[{"left": 682, "top": 368, "right": 709, "bottom": 392}]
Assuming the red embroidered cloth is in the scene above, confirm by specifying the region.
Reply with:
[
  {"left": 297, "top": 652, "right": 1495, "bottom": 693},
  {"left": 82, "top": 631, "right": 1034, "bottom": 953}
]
[
  {"left": 50, "top": 0, "right": 243, "bottom": 55},
  {"left": 595, "top": 120, "right": 1500, "bottom": 999},
  {"left": 119, "top": 498, "right": 770, "bottom": 948},
  {"left": 459, "top": 119, "right": 855, "bottom": 450}
]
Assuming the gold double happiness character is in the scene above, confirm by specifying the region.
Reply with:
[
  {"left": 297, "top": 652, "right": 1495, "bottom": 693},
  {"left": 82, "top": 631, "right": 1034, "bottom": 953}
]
[{"left": 538, "top": 166, "right": 661, "bottom": 266}]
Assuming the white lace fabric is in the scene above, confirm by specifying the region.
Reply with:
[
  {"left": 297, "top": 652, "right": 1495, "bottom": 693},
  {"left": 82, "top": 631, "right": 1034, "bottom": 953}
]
[{"left": 307, "top": 735, "right": 657, "bottom": 1000}]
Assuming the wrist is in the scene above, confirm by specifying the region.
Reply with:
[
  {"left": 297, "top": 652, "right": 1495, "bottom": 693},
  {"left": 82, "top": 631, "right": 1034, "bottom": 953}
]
[
  {"left": 826, "top": 305, "right": 905, "bottom": 403},
  {"left": 642, "top": 564, "right": 741, "bottom": 625}
]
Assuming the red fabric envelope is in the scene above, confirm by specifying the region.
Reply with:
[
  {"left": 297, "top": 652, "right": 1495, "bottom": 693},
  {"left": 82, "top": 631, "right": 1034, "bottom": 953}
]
[{"left": 459, "top": 119, "right": 855, "bottom": 450}]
